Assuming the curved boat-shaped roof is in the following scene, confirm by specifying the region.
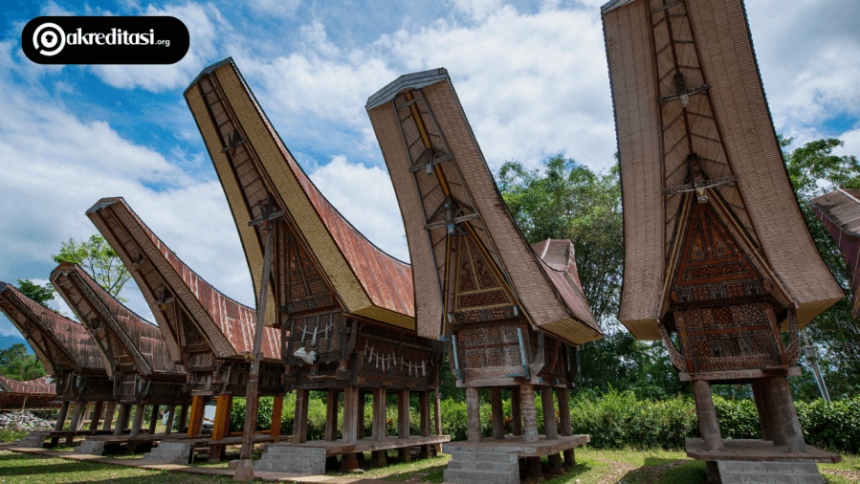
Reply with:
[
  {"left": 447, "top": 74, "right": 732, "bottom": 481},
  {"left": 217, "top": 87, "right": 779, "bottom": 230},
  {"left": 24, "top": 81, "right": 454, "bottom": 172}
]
[
  {"left": 602, "top": 0, "right": 842, "bottom": 339},
  {"left": 0, "top": 282, "right": 108, "bottom": 376},
  {"left": 51, "top": 262, "right": 183, "bottom": 377},
  {"left": 0, "top": 375, "right": 59, "bottom": 410},
  {"left": 86, "top": 197, "right": 280, "bottom": 362},
  {"left": 810, "top": 189, "right": 858, "bottom": 317},
  {"left": 0, "top": 375, "right": 56, "bottom": 394},
  {"left": 184, "top": 58, "right": 415, "bottom": 330},
  {"left": 531, "top": 239, "right": 597, "bottom": 330},
  {"left": 366, "top": 69, "right": 602, "bottom": 345}
]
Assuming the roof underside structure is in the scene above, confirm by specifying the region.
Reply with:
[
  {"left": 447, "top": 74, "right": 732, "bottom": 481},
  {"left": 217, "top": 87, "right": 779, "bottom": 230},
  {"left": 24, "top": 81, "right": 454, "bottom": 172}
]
[
  {"left": 51, "top": 262, "right": 182, "bottom": 377},
  {"left": 86, "top": 197, "right": 280, "bottom": 362},
  {"left": 602, "top": 0, "right": 843, "bottom": 340},
  {"left": 184, "top": 58, "right": 415, "bottom": 331},
  {"left": 0, "top": 282, "right": 108, "bottom": 377},
  {"left": 366, "top": 69, "right": 602, "bottom": 345},
  {"left": 810, "top": 189, "right": 859, "bottom": 317}
]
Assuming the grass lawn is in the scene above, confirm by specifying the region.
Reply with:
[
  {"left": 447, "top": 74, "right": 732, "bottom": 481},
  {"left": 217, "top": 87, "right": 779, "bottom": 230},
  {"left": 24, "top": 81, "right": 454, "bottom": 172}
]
[{"left": 0, "top": 445, "right": 855, "bottom": 483}]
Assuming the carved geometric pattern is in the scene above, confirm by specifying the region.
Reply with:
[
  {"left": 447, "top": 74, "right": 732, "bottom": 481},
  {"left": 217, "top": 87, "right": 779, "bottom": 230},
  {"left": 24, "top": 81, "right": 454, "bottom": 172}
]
[
  {"left": 453, "top": 234, "right": 512, "bottom": 314},
  {"left": 286, "top": 231, "right": 336, "bottom": 314}
]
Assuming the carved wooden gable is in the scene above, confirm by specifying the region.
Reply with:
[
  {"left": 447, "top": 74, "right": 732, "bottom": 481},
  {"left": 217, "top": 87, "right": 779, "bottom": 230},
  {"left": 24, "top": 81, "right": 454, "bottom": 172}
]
[
  {"left": 283, "top": 229, "right": 337, "bottom": 315},
  {"left": 670, "top": 202, "right": 785, "bottom": 373},
  {"left": 451, "top": 234, "right": 517, "bottom": 324}
]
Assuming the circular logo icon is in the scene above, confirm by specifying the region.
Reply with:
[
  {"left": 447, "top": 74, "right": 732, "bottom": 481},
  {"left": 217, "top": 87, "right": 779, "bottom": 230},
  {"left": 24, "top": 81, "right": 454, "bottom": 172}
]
[{"left": 32, "top": 22, "right": 66, "bottom": 56}]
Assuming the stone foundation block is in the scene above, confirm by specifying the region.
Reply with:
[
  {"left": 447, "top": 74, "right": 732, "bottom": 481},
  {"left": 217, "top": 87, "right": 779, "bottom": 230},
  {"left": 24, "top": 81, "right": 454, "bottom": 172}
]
[
  {"left": 142, "top": 441, "right": 193, "bottom": 465},
  {"left": 254, "top": 445, "right": 326, "bottom": 475},
  {"left": 714, "top": 460, "right": 825, "bottom": 484},
  {"left": 16, "top": 432, "right": 49, "bottom": 448},
  {"left": 74, "top": 440, "right": 105, "bottom": 455},
  {"left": 444, "top": 446, "right": 521, "bottom": 484}
]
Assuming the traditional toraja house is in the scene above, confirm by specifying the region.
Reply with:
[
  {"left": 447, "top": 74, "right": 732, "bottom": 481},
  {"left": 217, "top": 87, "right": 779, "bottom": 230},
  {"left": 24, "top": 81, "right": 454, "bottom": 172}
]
[
  {"left": 0, "top": 375, "right": 59, "bottom": 411},
  {"left": 602, "top": 0, "right": 843, "bottom": 480},
  {"left": 86, "top": 197, "right": 285, "bottom": 462},
  {"left": 366, "top": 69, "right": 602, "bottom": 483},
  {"left": 810, "top": 189, "right": 860, "bottom": 317},
  {"left": 184, "top": 58, "right": 446, "bottom": 479},
  {"left": 51, "top": 262, "right": 192, "bottom": 453},
  {"left": 0, "top": 282, "right": 114, "bottom": 446}
]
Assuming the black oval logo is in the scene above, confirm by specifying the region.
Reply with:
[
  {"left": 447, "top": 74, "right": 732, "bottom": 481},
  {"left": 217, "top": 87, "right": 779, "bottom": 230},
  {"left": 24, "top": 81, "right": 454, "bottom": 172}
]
[{"left": 22, "top": 16, "right": 189, "bottom": 65}]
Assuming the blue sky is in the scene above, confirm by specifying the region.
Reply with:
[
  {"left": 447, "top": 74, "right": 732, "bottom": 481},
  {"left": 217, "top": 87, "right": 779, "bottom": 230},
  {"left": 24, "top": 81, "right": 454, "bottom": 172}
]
[{"left": 0, "top": 0, "right": 859, "bottom": 345}]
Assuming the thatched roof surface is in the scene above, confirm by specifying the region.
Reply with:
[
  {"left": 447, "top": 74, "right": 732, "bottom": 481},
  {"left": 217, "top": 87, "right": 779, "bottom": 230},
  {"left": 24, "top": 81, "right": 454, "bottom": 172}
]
[
  {"left": 51, "top": 262, "right": 182, "bottom": 377},
  {"left": 185, "top": 59, "right": 415, "bottom": 331},
  {"left": 87, "top": 197, "right": 281, "bottom": 361},
  {"left": 366, "top": 69, "right": 603, "bottom": 345},
  {"left": 0, "top": 375, "right": 55, "bottom": 394},
  {"left": 603, "top": 0, "right": 842, "bottom": 339}
]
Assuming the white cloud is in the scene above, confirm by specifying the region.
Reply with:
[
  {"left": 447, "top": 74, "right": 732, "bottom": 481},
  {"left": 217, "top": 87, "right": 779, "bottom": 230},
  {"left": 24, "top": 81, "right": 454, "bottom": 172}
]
[
  {"left": 746, "top": 0, "right": 860, "bottom": 144},
  {"left": 448, "top": 0, "right": 504, "bottom": 21},
  {"left": 90, "top": 3, "right": 231, "bottom": 92},
  {"left": 245, "top": 0, "right": 302, "bottom": 17},
  {"left": 0, "top": 40, "right": 254, "bottom": 335},
  {"left": 309, "top": 156, "right": 409, "bottom": 261}
]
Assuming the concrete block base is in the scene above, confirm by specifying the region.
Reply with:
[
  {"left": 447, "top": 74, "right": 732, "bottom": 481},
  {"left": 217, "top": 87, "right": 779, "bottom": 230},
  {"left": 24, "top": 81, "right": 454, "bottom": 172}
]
[
  {"left": 16, "top": 432, "right": 50, "bottom": 448},
  {"left": 443, "top": 449, "right": 520, "bottom": 484},
  {"left": 142, "top": 441, "right": 193, "bottom": 465},
  {"left": 74, "top": 440, "right": 105, "bottom": 455},
  {"left": 711, "top": 460, "right": 826, "bottom": 484},
  {"left": 254, "top": 445, "right": 326, "bottom": 475}
]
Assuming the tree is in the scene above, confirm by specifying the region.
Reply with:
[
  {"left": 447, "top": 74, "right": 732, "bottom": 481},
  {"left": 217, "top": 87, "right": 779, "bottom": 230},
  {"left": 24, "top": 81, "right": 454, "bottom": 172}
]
[
  {"left": 15, "top": 279, "right": 55, "bottom": 307},
  {"left": 53, "top": 234, "right": 132, "bottom": 302},
  {"left": 782, "top": 136, "right": 860, "bottom": 399},
  {"left": 0, "top": 344, "right": 46, "bottom": 381}
]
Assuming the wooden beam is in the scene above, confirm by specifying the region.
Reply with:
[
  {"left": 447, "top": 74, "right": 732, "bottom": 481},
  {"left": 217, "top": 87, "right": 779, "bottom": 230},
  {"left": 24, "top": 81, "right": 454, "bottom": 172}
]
[
  {"left": 271, "top": 395, "right": 283, "bottom": 443},
  {"left": 187, "top": 396, "right": 205, "bottom": 437}
]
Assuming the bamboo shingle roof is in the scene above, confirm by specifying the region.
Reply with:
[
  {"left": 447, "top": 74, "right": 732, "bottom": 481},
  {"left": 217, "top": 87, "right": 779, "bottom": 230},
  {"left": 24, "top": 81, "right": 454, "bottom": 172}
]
[
  {"left": 602, "top": 0, "right": 843, "bottom": 339},
  {"left": 366, "top": 69, "right": 603, "bottom": 345},
  {"left": 0, "top": 375, "right": 55, "bottom": 394},
  {"left": 86, "top": 197, "right": 281, "bottom": 362},
  {"left": 184, "top": 58, "right": 415, "bottom": 331},
  {"left": 0, "top": 375, "right": 59, "bottom": 410},
  {"left": 0, "top": 282, "right": 109, "bottom": 377},
  {"left": 51, "top": 262, "right": 183, "bottom": 377},
  {"left": 810, "top": 189, "right": 859, "bottom": 317}
]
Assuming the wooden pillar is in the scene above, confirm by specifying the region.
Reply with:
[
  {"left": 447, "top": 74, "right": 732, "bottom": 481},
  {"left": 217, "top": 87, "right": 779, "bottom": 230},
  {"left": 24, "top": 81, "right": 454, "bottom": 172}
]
[
  {"left": 271, "top": 395, "right": 284, "bottom": 443},
  {"left": 466, "top": 387, "right": 481, "bottom": 443},
  {"left": 541, "top": 386, "right": 558, "bottom": 440},
  {"left": 397, "top": 389, "right": 411, "bottom": 463},
  {"left": 81, "top": 403, "right": 93, "bottom": 429},
  {"left": 751, "top": 380, "right": 774, "bottom": 442},
  {"left": 511, "top": 387, "right": 523, "bottom": 436},
  {"left": 130, "top": 404, "right": 146, "bottom": 438},
  {"left": 102, "top": 401, "right": 116, "bottom": 431},
  {"left": 526, "top": 456, "right": 544, "bottom": 482},
  {"left": 433, "top": 387, "right": 443, "bottom": 455},
  {"left": 113, "top": 404, "right": 130, "bottom": 436},
  {"left": 691, "top": 380, "right": 724, "bottom": 452},
  {"left": 165, "top": 406, "right": 176, "bottom": 435},
  {"left": 520, "top": 384, "right": 539, "bottom": 444},
  {"left": 767, "top": 377, "right": 807, "bottom": 454},
  {"left": 357, "top": 392, "right": 366, "bottom": 440},
  {"left": 419, "top": 390, "right": 431, "bottom": 458},
  {"left": 178, "top": 404, "right": 189, "bottom": 433},
  {"left": 89, "top": 401, "right": 104, "bottom": 431},
  {"left": 54, "top": 401, "right": 70, "bottom": 431},
  {"left": 209, "top": 394, "right": 232, "bottom": 462},
  {"left": 490, "top": 387, "right": 505, "bottom": 439},
  {"left": 148, "top": 405, "right": 160, "bottom": 434},
  {"left": 341, "top": 387, "right": 360, "bottom": 472},
  {"left": 187, "top": 396, "right": 205, "bottom": 438},
  {"left": 557, "top": 388, "right": 574, "bottom": 467},
  {"left": 372, "top": 387, "right": 387, "bottom": 440},
  {"left": 371, "top": 388, "right": 388, "bottom": 467},
  {"left": 325, "top": 389, "right": 339, "bottom": 441},
  {"left": 65, "top": 400, "right": 85, "bottom": 445},
  {"left": 293, "top": 389, "right": 309, "bottom": 444}
]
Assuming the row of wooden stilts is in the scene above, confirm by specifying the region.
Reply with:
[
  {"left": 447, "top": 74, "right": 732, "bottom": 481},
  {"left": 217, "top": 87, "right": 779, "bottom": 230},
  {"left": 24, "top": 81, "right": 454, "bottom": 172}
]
[
  {"left": 291, "top": 387, "right": 443, "bottom": 471},
  {"left": 467, "top": 384, "right": 578, "bottom": 479}
]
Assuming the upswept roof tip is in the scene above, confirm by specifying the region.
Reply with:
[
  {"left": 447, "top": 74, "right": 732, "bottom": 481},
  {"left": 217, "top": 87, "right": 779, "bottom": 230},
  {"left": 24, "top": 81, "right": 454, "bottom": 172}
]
[{"left": 366, "top": 68, "right": 448, "bottom": 110}]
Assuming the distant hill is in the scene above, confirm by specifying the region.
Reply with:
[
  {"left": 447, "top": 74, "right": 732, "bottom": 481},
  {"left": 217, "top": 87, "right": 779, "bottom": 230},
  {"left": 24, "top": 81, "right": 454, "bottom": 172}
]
[{"left": 0, "top": 334, "right": 32, "bottom": 352}]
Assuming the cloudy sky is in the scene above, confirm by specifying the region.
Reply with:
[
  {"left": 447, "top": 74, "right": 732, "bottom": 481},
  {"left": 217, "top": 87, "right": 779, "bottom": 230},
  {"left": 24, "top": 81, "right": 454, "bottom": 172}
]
[{"left": 0, "top": 0, "right": 858, "bottom": 344}]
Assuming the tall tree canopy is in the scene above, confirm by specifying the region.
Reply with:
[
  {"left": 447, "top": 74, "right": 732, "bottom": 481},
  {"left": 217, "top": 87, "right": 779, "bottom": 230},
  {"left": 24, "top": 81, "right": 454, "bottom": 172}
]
[
  {"left": 0, "top": 344, "right": 46, "bottom": 381},
  {"left": 782, "top": 136, "right": 860, "bottom": 399},
  {"left": 52, "top": 234, "right": 132, "bottom": 302},
  {"left": 15, "top": 279, "right": 55, "bottom": 308}
]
